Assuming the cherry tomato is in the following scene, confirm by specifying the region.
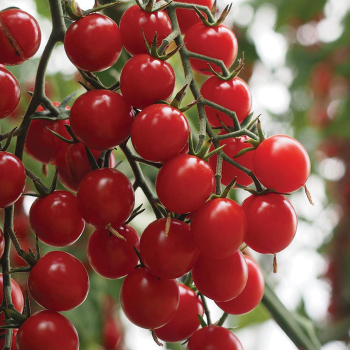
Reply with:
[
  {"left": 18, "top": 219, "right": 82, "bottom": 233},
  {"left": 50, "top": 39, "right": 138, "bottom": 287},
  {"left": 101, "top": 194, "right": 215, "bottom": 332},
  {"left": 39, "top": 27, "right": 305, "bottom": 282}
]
[
  {"left": 131, "top": 104, "right": 189, "bottom": 162},
  {"left": 13, "top": 213, "right": 30, "bottom": 239},
  {"left": 11, "top": 238, "right": 35, "bottom": 268},
  {"left": 16, "top": 311, "right": 79, "bottom": 350},
  {"left": 201, "top": 76, "right": 252, "bottom": 126},
  {"left": 192, "top": 251, "right": 248, "bottom": 302},
  {"left": 254, "top": 135, "right": 311, "bottom": 193},
  {"left": 70, "top": 90, "right": 134, "bottom": 151},
  {"left": 77, "top": 168, "right": 135, "bottom": 229},
  {"left": 28, "top": 251, "right": 89, "bottom": 311},
  {"left": 64, "top": 13, "right": 122, "bottom": 72},
  {"left": 242, "top": 193, "right": 297, "bottom": 254},
  {"left": 156, "top": 154, "right": 214, "bottom": 213},
  {"left": 155, "top": 284, "right": 203, "bottom": 342},
  {"left": 119, "top": 5, "right": 172, "bottom": 56},
  {"left": 102, "top": 316, "right": 123, "bottom": 350},
  {"left": 184, "top": 23, "right": 238, "bottom": 75},
  {"left": 0, "top": 151, "right": 26, "bottom": 208},
  {"left": 140, "top": 219, "right": 199, "bottom": 279},
  {"left": 120, "top": 54, "right": 175, "bottom": 109},
  {"left": 0, "top": 67, "right": 20, "bottom": 118},
  {"left": 0, "top": 329, "right": 17, "bottom": 350},
  {"left": 0, "top": 229, "right": 4, "bottom": 260},
  {"left": 87, "top": 226, "right": 140, "bottom": 279},
  {"left": 0, "top": 9, "right": 41, "bottom": 65}
]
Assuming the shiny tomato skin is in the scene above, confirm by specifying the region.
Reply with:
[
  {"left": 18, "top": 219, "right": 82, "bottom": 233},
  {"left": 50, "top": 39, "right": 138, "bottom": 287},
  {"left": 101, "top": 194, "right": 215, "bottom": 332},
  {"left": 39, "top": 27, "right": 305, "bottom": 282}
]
[
  {"left": 0, "top": 9, "right": 41, "bottom": 65},
  {"left": 253, "top": 135, "right": 311, "bottom": 193},
  {"left": 120, "top": 54, "right": 175, "bottom": 109},
  {"left": 28, "top": 251, "right": 89, "bottom": 311},
  {"left": 192, "top": 251, "right": 248, "bottom": 302},
  {"left": 191, "top": 198, "right": 246, "bottom": 259},
  {"left": 201, "top": 76, "right": 252, "bottom": 126},
  {"left": 0, "top": 151, "right": 26, "bottom": 208},
  {"left": 120, "top": 268, "right": 180, "bottom": 330},
  {"left": 87, "top": 226, "right": 140, "bottom": 279},
  {"left": 184, "top": 23, "right": 238, "bottom": 75},
  {"left": 77, "top": 168, "right": 135, "bottom": 229},
  {"left": 242, "top": 193, "right": 297, "bottom": 254},
  {"left": 131, "top": 104, "right": 189, "bottom": 162},
  {"left": 0, "top": 67, "right": 20, "bottom": 118},
  {"left": 156, "top": 154, "right": 214, "bottom": 214},
  {"left": 70, "top": 90, "right": 134, "bottom": 151},
  {"left": 29, "top": 190, "right": 85, "bottom": 247},
  {"left": 155, "top": 284, "right": 204, "bottom": 342},
  {"left": 120, "top": 5, "right": 172, "bottom": 56},
  {"left": 16, "top": 311, "right": 79, "bottom": 350},
  {"left": 64, "top": 13, "right": 122, "bottom": 72}
]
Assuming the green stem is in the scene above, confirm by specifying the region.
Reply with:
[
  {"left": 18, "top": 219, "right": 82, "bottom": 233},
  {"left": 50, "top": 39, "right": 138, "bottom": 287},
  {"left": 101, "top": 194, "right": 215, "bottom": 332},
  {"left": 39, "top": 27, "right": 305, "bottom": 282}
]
[
  {"left": 198, "top": 293, "right": 212, "bottom": 325},
  {"left": 167, "top": 2, "right": 215, "bottom": 23},
  {"left": 158, "top": 29, "right": 180, "bottom": 54}
]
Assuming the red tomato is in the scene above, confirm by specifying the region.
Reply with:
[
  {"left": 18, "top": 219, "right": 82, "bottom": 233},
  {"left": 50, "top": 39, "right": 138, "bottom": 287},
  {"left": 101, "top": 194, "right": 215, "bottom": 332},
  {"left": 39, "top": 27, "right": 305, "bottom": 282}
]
[
  {"left": 0, "top": 329, "right": 17, "bottom": 350},
  {"left": 101, "top": 316, "right": 123, "bottom": 350},
  {"left": 120, "top": 268, "right": 180, "bottom": 329},
  {"left": 77, "top": 168, "right": 135, "bottom": 229},
  {"left": 16, "top": 311, "right": 79, "bottom": 350},
  {"left": 0, "top": 9, "right": 41, "bottom": 65},
  {"left": 0, "top": 229, "right": 4, "bottom": 260},
  {"left": 201, "top": 76, "right": 252, "bottom": 126},
  {"left": 155, "top": 284, "right": 204, "bottom": 342},
  {"left": 253, "top": 135, "right": 311, "bottom": 193},
  {"left": 64, "top": 13, "right": 122, "bottom": 72},
  {"left": 119, "top": 5, "right": 172, "bottom": 56},
  {"left": 70, "top": 90, "right": 134, "bottom": 151},
  {"left": 184, "top": 23, "right": 238, "bottom": 75},
  {"left": 120, "top": 54, "right": 175, "bottom": 109},
  {"left": 140, "top": 218, "right": 199, "bottom": 279},
  {"left": 0, "top": 67, "right": 20, "bottom": 118},
  {"left": 13, "top": 214, "right": 30, "bottom": 239},
  {"left": 131, "top": 104, "right": 189, "bottom": 162},
  {"left": 11, "top": 238, "right": 35, "bottom": 268},
  {"left": 28, "top": 251, "right": 89, "bottom": 311},
  {"left": 242, "top": 193, "right": 297, "bottom": 254},
  {"left": 192, "top": 251, "right": 248, "bottom": 302},
  {"left": 156, "top": 154, "right": 214, "bottom": 214}
]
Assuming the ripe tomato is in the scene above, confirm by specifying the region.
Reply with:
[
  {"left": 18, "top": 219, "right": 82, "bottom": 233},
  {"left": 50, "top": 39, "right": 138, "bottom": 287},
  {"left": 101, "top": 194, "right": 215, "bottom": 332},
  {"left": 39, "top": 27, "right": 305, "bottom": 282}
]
[
  {"left": 120, "top": 268, "right": 180, "bottom": 329},
  {"left": 64, "top": 13, "right": 122, "bottom": 72},
  {"left": 156, "top": 154, "right": 214, "bottom": 214},
  {"left": 120, "top": 54, "right": 175, "bottom": 109},
  {"left": 0, "top": 329, "right": 17, "bottom": 350},
  {"left": 16, "top": 311, "right": 79, "bottom": 350},
  {"left": 0, "top": 9, "right": 41, "bottom": 65},
  {"left": 154, "top": 284, "right": 204, "bottom": 342},
  {"left": 101, "top": 316, "right": 123, "bottom": 350},
  {"left": 184, "top": 23, "right": 238, "bottom": 75},
  {"left": 119, "top": 5, "right": 172, "bottom": 56},
  {"left": 28, "top": 251, "right": 89, "bottom": 311},
  {"left": 242, "top": 193, "right": 297, "bottom": 254},
  {"left": 77, "top": 168, "right": 135, "bottom": 229},
  {"left": 253, "top": 135, "right": 311, "bottom": 193},
  {"left": 201, "top": 76, "right": 252, "bottom": 126},
  {"left": 0, "top": 67, "right": 20, "bottom": 118},
  {"left": 0, "top": 151, "right": 26, "bottom": 208},
  {"left": 70, "top": 90, "right": 134, "bottom": 151},
  {"left": 11, "top": 238, "right": 34, "bottom": 268},
  {"left": 13, "top": 213, "right": 30, "bottom": 239},
  {"left": 131, "top": 104, "right": 189, "bottom": 162}
]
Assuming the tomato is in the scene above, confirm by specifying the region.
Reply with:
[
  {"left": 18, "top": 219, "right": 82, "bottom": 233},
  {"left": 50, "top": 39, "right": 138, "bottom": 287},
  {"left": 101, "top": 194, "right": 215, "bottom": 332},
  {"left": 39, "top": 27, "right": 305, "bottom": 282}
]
[
  {"left": 120, "top": 54, "right": 175, "bottom": 109},
  {"left": 0, "top": 229, "right": 4, "bottom": 260},
  {"left": 119, "top": 5, "right": 172, "bottom": 56},
  {"left": 184, "top": 23, "right": 238, "bottom": 75},
  {"left": 191, "top": 198, "right": 246, "bottom": 259},
  {"left": 201, "top": 76, "right": 252, "bottom": 126},
  {"left": 192, "top": 251, "right": 248, "bottom": 302},
  {"left": 187, "top": 326, "right": 243, "bottom": 350},
  {"left": 253, "top": 135, "right": 311, "bottom": 193},
  {"left": 0, "top": 151, "right": 26, "bottom": 208},
  {"left": 156, "top": 154, "right": 214, "bottom": 214},
  {"left": 0, "top": 9, "right": 41, "bottom": 65},
  {"left": 87, "top": 226, "right": 140, "bottom": 279},
  {"left": 216, "top": 256, "right": 265, "bottom": 314},
  {"left": 29, "top": 190, "right": 85, "bottom": 247},
  {"left": 64, "top": 13, "right": 122, "bottom": 72},
  {"left": 16, "top": 311, "right": 79, "bottom": 350},
  {"left": 28, "top": 251, "right": 89, "bottom": 311},
  {"left": 13, "top": 214, "right": 30, "bottom": 239},
  {"left": 77, "top": 168, "right": 135, "bottom": 229},
  {"left": 0, "top": 67, "right": 20, "bottom": 118},
  {"left": 101, "top": 316, "right": 123, "bottom": 350},
  {"left": 131, "top": 104, "right": 189, "bottom": 162},
  {"left": 70, "top": 90, "right": 134, "bottom": 151},
  {"left": 242, "top": 193, "right": 297, "bottom": 254},
  {"left": 140, "top": 219, "right": 199, "bottom": 279},
  {"left": 154, "top": 284, "right": 203, "bottom": 342},
  {"left": 0, "top": 329, "right": 17, "bottom": 350}
]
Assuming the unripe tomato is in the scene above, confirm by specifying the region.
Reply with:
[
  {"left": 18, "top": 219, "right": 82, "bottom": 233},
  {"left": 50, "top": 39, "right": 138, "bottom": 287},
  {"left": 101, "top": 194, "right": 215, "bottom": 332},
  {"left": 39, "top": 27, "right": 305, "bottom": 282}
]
[{"left": 0, "top": 67, "right": 20, "bottom": 118}]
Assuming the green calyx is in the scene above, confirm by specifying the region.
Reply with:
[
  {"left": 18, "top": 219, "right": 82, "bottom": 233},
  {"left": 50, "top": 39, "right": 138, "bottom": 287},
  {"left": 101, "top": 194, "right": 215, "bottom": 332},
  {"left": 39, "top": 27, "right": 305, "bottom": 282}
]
[
  {"left": 26, "top": 167, "right": 59, "bottom": 197},
  {"left": 135, "top": 0, "right": 171, "bottom": 13},
  {"left": 207, "top": 53, "right": 245, "bottom": 81},
  {"left": 64, "top": 0, "right": 120, "bottom": 20},
  {"left": 188, "top": 132, "right": 225, "bottom": 160},
  {"left": 170, "top": 82, "right": 200, "bottom": 112},
  {"left": 193, "top": 3, "right": 232, "bottom": 27}
]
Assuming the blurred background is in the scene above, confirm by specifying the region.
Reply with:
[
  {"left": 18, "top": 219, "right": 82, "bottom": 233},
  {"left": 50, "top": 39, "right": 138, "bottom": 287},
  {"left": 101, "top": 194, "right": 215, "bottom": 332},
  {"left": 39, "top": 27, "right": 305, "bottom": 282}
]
[{"left": 0, "top": 0, "right": 350, "bottom": 349}]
